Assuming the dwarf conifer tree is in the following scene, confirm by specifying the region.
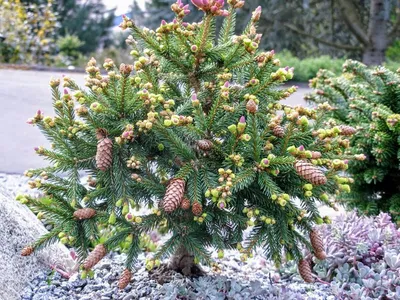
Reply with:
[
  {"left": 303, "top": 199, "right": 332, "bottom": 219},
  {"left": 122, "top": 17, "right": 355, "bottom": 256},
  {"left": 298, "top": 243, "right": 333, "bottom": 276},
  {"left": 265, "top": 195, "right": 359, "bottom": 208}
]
[
  {"left": 19, "top": 0, "right": 357, "bottom": 284},
  {"left": 307, "top": 60, "right": 400, "bottom": 223}
]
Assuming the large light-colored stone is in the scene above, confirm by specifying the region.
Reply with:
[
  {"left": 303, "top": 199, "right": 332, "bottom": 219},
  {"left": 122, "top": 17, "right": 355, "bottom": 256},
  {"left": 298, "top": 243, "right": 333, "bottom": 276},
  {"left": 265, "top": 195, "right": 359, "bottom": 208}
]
[{"left": 0, "top": 186, "right": 75, "bottom": 300}]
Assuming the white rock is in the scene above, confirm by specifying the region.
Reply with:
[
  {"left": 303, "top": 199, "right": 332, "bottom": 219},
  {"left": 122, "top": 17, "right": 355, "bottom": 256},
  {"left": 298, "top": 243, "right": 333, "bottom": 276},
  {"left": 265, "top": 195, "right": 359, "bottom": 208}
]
[{"left": 0, "top": 186, "right": 75, "bottom": 300}]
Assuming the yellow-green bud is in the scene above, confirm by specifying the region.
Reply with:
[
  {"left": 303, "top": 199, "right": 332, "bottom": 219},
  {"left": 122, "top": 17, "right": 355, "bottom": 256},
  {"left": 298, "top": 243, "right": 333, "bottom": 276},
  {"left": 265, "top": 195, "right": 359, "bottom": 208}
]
[
  {"left": 81, "top": 270, "right": 88, "bottom": 279},
  {"left": 339, "top": 184, "right": 351, "bottom": 193},
  {"left": 126, "top": 234, "right": 133, "bottom": 243},
  {"left": 228, "top": 124, "right": 237, "bottom": 134},
  {"left": 299, "top": 116, "right": 309, "bottom": 126},
  {"left": 145, "top": 260, "right": 154, "bottom": 270},
  {"left": 211, "top": 189, "right": 219, "bottom": 198},
  {"left": 116, "top": 199, "right": 123, "bottom": 207},
  {"left": 304, "top": 191, "right": 312, "bottom": 197},
  {"left": 241, "top": 134, "right": 251, "bottom": 141},
  {"left": 108, "top": 211, "right": 116, "bottom": 224},
  {"left": 164, "top": 119, "right": 172, "bottom": 127},
  {"left": 320, "top": 193, "right": 329, "bottom": 201},
  {"left": 122, "top": 203, "right": 129, "bottom": 215},
  {"left": 278, "top": 199, "right": 287, "bottom": 206},
  {"left": 287, "top": 145, "right": 297, "bottom": 154},
  {"left": 60, "top": 237, "right": 69, "bottom": 244},
  {"left": 303, "top": 184, "right": 313, "bottom": 191}
]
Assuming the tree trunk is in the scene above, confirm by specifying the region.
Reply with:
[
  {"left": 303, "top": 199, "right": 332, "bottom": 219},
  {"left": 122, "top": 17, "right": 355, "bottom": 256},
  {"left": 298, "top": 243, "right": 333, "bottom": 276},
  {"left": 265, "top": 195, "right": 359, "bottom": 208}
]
[
  {"left": 362, "top": 0, "right": 390, "bottom": 65},
  {"left": 168, "top": 245, "right": 204, "bottom": 276}
]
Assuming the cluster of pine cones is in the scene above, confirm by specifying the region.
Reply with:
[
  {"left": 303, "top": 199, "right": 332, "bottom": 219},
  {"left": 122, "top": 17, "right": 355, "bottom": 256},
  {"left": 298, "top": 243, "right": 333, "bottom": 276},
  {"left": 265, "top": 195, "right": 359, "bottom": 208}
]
[
  {"left": 298, "top": 229, "right": 326, "bottom": 283},
  {"left": 161, "top": 178, "right": 203, "bottom": 216}
]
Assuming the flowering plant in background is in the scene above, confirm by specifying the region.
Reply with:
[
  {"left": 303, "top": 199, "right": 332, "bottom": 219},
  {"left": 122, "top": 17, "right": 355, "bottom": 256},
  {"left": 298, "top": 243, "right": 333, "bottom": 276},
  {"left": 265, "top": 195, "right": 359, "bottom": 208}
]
[
  {"left": 0, "top": 0, "right": 57, "bottom": 64},
  {"left": 19, "top": 0, "right": 358, "bottom": 287}
]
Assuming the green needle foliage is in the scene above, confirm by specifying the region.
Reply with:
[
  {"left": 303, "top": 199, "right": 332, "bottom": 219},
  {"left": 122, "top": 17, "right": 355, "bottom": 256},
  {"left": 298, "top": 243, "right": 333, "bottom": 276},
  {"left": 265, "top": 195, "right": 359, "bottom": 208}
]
[
  {"left": 19, "top": 0, "right": 357, "bottom": 281},
  {"left": 307, "top": 60, "right": 400, "bottom": 224}
]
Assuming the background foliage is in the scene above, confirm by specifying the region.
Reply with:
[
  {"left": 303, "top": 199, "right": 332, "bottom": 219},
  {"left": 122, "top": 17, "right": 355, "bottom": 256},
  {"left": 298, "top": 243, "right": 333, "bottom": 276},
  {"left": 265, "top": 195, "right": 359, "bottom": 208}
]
[
  {"left": 307, "top": 60, "right": 400, "bottom": 223},
  {"left": 0, "top": 0, "right": 57, "bottom": 64}
]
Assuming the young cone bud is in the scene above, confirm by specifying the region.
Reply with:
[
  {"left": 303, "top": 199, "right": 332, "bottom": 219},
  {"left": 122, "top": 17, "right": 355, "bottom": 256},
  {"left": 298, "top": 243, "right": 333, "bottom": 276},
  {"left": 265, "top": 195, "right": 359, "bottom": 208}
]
[
  {"left": 83, "top": 244, "right": 107, "bottom": 270},
  {"left": 246, "top": 100, "right": 257, "bottom": 114},
  {"left": 298, "top": 259, "right": 314, "bottom": 283},
  {"left": 180, "top": 198, "right": 191, "bottom": 210},
  {"left": 196, "top": 139, "right": 213, "bottom": 151},
  {"left": 162, "top": 178, "right": 185, "bottom": 213},
  {"left": 295, "top": 161, "right": 327, "bottom": 186},
  {"left": 311, "top": 151, "right": 322, "bottom": 159},
  {"left": 272, "top": 125, "right": 285, "bottom": 138},
  {"left": 192, "top": 201, "right": 203, "bottom": 216},
  {"left": 310, "top": 230, "right": 326, "bottom": 260},
  {"left": 118, "top": 268, "right": 132, "bottom": 289},
  {"left": 73, "top": 208, "right": 97, "bottom": 220},
  {"left": 339, "top": 125, "right": 356, "bottom": 136},
  {"left": 96, "top": 129, "right": 113, "bottom": 171},
  {"left": 21, "top": 246, "right": 34, "bottom": 256}
]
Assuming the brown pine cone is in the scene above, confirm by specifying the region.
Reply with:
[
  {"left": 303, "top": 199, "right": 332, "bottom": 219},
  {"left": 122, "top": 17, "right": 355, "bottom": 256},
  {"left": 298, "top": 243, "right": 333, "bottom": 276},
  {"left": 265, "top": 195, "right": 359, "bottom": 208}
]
[
  {"left": 294, "top": 161, "right": 327, "bottom": 186},
  {"left": 298, "top": 259, "right": 314, "bottom": 283},
  {"left": 310, "top": 229, "right": 326, "bottom": 260},
  {"left": 180, "top": 198, "right": 191, "bottom": 210},
  {"left": 162, "top": 178, "right": 185, "bottom": 213},
  {"left": 192, "top": 201, "right": 203, "bottom": 216},
  {"left": 73, "top": 208, "right": 97, "bottom": 220},
  {"left": 246, "top": 100, "right": 257, "bottom": 114},
  {"left": 96, "top": 129, "right": 112, "bottom": 171},
  {"left": 315, "top": 251, "right": 327, "bottom": 260},
  {"left": 96, "top": 137, "right": 113, "bottom": 171},
  {"left": 83, "top": 244, "right": 107, "bottom": 270},
  {"left": 21, "top": 246, "right": 34, "bottom": 256},
  {"left": 197, "top": 139, "right": 213, "bottom": 151},
  {"left": 96, "top": 128, "right": 108, "bottom": 140},
  {"left": 339, "top": 125, "right": 356, "bottom": 136},
  {"left": 118, "top": 268, "right": 132, "bottom": 289},
  {"left": 272, "top": 125, "right": 285, "bottom": 138}
]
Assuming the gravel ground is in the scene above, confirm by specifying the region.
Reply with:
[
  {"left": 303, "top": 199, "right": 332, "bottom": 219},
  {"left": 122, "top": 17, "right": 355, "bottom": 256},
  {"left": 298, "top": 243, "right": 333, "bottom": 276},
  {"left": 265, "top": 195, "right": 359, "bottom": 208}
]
[
  {"left": 21, "top": 251, "right": 335, "bottom": 300},
  {"left": 1, "top": 173, "right": 335, "bottom": 299}
]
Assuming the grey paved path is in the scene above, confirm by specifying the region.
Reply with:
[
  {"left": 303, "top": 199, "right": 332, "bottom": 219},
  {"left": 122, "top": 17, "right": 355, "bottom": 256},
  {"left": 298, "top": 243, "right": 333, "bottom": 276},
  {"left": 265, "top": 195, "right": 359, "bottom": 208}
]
[{"left": 0, "top": 69, "right": 308, "bottom": 174}]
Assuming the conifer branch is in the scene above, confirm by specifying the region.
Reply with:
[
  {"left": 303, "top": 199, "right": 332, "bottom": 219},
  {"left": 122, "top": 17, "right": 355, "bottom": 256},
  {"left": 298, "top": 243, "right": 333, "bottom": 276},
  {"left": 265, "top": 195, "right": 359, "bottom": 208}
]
[
  {"left": 219, "top": 7, "right": 236, "bottom": 44},
  {"left": 207, "top": 95, "right": 225, "bottom": 128},
  {"left": 119, "top": 77, "right": 128, "bottom": 117},
  {"left": 32, "top": 226, "right": 63, "bottom": 252},
  {"left": 198, "top": 14, "right": 213, "bottom": 56},
  {"left": 280, "top": 123, "right": 294, "bottom": 156}
]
